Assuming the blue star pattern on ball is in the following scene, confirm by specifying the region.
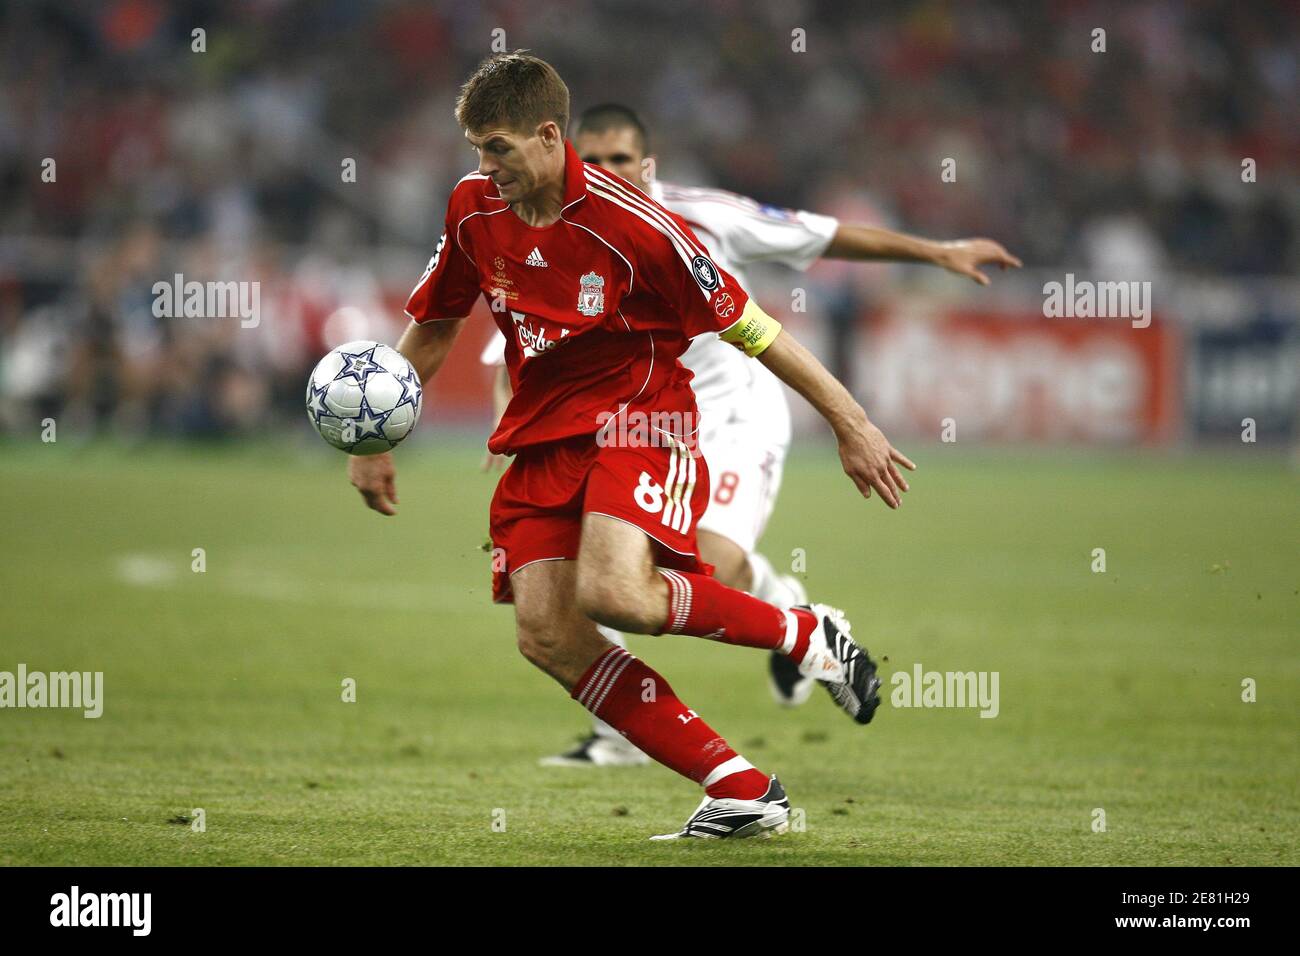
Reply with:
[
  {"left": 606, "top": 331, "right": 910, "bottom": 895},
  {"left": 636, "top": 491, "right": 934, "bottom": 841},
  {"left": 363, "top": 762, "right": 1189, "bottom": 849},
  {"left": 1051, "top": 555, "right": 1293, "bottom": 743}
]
[
  {"left": 305, "top": 382, "right": 330, "bottom": 423},
  {"left": 352, "top": 397, "right": 391, "bottom": 441},
  {"left": 394, "top": 366, "right": 422, "bottom": 410},
  {"left": 334, "top": 346, "right": 382, "bottom": 385},
  {"left": 307, "top": 342, "right": 421, "bottom": 455}
]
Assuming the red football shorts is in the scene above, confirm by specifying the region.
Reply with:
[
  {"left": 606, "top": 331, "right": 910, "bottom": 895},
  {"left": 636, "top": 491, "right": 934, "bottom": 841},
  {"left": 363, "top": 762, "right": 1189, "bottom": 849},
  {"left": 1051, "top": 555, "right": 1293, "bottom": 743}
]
[{"left": 489, "top": 432, "right": 712, "bottom": 603}]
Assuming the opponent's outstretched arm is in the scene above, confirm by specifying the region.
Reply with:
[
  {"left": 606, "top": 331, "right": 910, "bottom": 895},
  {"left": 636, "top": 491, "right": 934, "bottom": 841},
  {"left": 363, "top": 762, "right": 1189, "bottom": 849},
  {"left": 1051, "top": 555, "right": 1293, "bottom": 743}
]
[
  {"left": 825, "top": 224, "right": 1022, "bottom": 286},
  {"left": 481, "top": 365, "right": 514, "bottom": 473},
  {"left": 349, "top": 317, "right": 467, "bottom": 515},
  {"left": 751, "top": 322, "right": 915, "bottom": 508}
]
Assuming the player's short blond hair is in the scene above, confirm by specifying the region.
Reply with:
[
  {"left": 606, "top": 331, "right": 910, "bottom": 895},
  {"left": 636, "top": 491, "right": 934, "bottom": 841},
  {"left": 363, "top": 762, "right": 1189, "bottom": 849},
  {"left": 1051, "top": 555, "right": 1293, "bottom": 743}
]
[{"left": 455, "top": 51, "right": 570, "bottom": 137}]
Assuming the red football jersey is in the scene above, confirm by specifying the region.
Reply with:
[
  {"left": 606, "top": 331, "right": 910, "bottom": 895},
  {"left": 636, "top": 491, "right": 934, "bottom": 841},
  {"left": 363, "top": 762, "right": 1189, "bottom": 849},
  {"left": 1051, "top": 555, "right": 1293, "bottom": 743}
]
[{"left": 405, "top": 140, "right": 752, "bottom": 455}]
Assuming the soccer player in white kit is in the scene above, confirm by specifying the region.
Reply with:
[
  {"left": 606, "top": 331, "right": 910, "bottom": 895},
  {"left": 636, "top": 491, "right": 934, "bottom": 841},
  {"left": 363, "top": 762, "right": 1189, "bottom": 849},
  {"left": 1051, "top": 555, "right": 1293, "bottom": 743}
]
[{"left": 480, "top": 104, "right": 1020, "bottom": 766}]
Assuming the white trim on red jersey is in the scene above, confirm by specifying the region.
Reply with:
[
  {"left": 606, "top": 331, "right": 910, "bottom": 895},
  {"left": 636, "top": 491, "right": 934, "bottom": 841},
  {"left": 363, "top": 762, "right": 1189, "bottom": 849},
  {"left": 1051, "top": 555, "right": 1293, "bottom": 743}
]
[
  {"left": 454, "top": 207, "right": 509, "bottom": 266},
  {"left": 586, "top": 165, "right": 708, "bottom": 258},
  {"left": 583, "top": 168, "right": 719, "bottom": 300},
  {"left": 558, "top": 211, "right": 636, "bottom": 294},
  {"left": 478, "top": 178, "right": 837, "bottom": 385}
]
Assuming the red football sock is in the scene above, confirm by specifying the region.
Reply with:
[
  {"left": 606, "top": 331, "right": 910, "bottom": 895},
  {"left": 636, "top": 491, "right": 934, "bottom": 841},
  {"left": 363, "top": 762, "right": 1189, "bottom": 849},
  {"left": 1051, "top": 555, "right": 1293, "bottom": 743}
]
[
  {"left": 571, "top": 646, "right": 769, "bottom": 799},
  {"left": 659, "top": 569, "right": 817, "bottom": 664}
]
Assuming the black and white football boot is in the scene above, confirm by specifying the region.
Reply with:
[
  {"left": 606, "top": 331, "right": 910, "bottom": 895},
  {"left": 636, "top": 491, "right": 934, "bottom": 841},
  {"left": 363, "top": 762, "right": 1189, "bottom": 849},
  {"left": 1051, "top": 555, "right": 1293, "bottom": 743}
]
[
  {"left": 650, "top": 775, "right": 790, "bottom": 840},
  {"left": 795, "top": 603, "right": 882, "bottom": 725},
  {"left": 769, "top": 651, "right": 816, "bottom": 707}
]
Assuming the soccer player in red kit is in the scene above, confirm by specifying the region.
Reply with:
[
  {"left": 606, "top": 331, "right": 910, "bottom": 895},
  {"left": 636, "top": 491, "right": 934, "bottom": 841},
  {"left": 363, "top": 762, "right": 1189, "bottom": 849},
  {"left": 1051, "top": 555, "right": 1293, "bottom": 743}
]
[{"left": 347, "top": 52, "right": 915, "bottom": 839}]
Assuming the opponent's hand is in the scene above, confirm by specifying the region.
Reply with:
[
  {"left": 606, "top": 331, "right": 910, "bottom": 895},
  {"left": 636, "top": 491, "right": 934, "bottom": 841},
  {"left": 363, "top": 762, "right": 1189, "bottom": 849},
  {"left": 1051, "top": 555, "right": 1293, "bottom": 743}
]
[
  {"left": 835, "top": 414, "right": 916, "bottom": 509},
  {"left": 480, "top": 449, "right": 512, "bottom": 473},
  {"left": 934, "top": 239, "right": 1022, "bottom": 286},
  {"left": 349, "top": 451, "right": 399, "bottom": 516}
]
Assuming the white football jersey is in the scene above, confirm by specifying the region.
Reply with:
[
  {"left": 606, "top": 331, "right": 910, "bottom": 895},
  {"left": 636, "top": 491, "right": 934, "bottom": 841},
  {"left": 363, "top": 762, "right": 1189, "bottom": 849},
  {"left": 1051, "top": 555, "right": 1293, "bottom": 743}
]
[{"left": 479, "top": 178, "right": 839, "bottom": 441}]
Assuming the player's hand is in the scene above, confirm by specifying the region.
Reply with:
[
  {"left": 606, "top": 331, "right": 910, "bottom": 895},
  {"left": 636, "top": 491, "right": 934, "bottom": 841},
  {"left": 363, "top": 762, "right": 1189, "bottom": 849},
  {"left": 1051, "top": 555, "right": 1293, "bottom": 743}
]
[
  {"left": 480, "top": 449, "right": 513, "bottom": 473},
  {"left": 934, "top": 239, "right": 1022, "bottom": 286},
  {"left": 349, "top": 451, "right": 399, "bottom": 516},
  {"left": 835, "top": 414, "right": 916, "bottom": 509}
]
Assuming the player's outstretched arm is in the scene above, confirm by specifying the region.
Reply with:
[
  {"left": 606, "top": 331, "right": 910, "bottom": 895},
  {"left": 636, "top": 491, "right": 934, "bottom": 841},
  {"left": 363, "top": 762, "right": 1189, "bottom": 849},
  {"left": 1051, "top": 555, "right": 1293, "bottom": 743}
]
[
  {"left": 754, "top": 324, "right": 915, "bottom": 509},
  {"left": 396, "top": 316, "right": 468, "bottom": 383},
  {"left": 824, "top": 225, "right": 1022, "bottom": 286},
  {"left": 349, "top": 317, "right": 467, "bottom": 516}
]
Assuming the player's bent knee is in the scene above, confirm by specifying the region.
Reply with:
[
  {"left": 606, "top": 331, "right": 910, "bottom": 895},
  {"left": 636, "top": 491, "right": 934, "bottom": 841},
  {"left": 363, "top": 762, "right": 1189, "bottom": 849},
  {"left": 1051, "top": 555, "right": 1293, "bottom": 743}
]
[
  {"left": 514, "top": 618, "right": 573, "bottom": 678},
  {"left": 575, "top": 571, "right": 655, "bottom": 634},
  {"left": 574, "top": 574, "right": 618, "bottom": 626},
  {"left": 515, "top": 614, "right": 613, "bottom": 690},
  {"left": 575, "top": 513, "right": 666, "bottom": 632},
  {"left": 515, "top": 627, "right": 553, "bottom": 671},
  {"left": 514, "top": 605, "right": 574, "bottom": 673}
]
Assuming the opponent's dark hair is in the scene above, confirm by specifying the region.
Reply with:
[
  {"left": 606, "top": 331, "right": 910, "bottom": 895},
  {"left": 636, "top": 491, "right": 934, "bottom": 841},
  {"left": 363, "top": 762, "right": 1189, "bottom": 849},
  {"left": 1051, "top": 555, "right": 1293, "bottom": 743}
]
[{"left": 577, "top": 103, "right": 649, "bottom": 153}]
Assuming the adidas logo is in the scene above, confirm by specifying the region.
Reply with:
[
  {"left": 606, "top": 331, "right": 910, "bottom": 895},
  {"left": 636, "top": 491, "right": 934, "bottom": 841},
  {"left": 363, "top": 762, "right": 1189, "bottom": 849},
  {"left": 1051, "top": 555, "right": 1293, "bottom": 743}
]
[{"left": 525, "top": 247, "right": 548, "bottom": 267}]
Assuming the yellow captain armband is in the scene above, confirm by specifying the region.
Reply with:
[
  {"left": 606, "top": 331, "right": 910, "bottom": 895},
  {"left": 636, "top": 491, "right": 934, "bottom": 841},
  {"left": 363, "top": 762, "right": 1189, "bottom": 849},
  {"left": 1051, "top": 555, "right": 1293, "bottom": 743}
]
[{"left": 719, "top": 299, "right": 783, "bottom": 357}]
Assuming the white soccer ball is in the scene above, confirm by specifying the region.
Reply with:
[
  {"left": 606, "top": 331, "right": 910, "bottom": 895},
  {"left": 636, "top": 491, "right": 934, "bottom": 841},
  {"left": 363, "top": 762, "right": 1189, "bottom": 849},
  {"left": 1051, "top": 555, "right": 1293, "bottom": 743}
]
[{"left": 306, "top": 340, "right": 423, "bottom": 455}]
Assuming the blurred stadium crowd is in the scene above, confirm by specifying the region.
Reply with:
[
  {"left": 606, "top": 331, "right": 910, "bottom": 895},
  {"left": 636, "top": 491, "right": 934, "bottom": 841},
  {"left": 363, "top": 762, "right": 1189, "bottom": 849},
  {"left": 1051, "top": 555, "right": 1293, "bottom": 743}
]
[{"left": 0, "top": 0, "right": 1296, "bottom": 438}]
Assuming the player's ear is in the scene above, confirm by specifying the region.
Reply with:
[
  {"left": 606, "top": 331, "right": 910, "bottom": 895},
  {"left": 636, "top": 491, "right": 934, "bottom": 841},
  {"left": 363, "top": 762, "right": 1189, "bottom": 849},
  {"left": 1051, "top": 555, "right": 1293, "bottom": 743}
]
[{"left": 537, "top": 120, "right": 563, "bottom": 149}]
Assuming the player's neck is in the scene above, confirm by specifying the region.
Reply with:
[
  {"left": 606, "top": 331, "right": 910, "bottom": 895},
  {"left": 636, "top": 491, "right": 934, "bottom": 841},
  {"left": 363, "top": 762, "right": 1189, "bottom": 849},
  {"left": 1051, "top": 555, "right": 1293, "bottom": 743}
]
[{"left": 510, "top": 157, "right": 567, "bottom": 227}]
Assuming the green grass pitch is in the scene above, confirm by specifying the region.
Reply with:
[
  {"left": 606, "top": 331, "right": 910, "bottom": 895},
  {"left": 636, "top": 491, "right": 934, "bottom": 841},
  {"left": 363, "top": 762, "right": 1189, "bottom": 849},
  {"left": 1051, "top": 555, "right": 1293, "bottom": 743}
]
[{"left": 1, "top": 437, "right": 1296, "bottom": 865}]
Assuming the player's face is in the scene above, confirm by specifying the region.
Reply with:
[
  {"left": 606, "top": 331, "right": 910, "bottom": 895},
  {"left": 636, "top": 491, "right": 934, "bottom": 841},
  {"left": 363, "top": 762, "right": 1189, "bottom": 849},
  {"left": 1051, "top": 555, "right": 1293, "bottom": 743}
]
[
  {"left": 575, "top": 127, "right": 648, "bottom": 193},
  {"left": 466, "top": 123, "right": 560, "bottom": 204}
]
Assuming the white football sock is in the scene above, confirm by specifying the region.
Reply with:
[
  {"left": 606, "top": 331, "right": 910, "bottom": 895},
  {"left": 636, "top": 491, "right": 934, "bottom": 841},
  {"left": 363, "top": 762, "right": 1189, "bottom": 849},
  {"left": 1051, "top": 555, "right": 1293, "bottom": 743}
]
[{"left": 747, "top": 551, "right": 804, "bottom": 608}]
